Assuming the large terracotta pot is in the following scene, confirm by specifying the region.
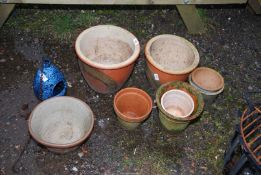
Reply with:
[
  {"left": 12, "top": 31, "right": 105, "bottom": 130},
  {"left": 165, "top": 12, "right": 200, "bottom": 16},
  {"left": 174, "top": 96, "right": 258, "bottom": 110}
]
[
  {"left": 75, "top": 25, "right": 140, "bottom": 94},
  {"left": 145, "top": 34, "right": 200, "bottom": 87}
]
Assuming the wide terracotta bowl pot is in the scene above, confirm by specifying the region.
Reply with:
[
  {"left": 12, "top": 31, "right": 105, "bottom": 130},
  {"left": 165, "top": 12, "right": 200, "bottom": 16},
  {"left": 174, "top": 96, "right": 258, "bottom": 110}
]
[
  {"left": 75, "top": 25, "right": 140, "bottom": 94},
  {"left": 156, "top": 81, "right": 204, "bottom": 132},
  {"left": 145, "top": 34, "right": 199, "bottom": 87},
  {"left": 113, "top": 87, "right": 152, "bottom": 130},
  {"left": 28, "top": 96, "right": 94, "bottom": 154},
  {"left": 189, "top": 73, "right": 224, "bottom": 104},
  {"left": 191, "top": 67, "right": 224, "bottom": 92}
]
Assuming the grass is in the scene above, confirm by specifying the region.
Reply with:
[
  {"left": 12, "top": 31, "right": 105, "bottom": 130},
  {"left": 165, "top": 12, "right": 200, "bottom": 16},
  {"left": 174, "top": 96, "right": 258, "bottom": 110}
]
[{"left": 5, "top": 8, "right": 98, "bottom": 41}]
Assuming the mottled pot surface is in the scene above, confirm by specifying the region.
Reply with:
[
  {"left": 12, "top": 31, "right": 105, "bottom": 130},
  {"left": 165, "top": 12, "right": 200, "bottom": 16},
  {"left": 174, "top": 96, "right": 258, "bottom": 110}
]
[
  {"left": 191, "top": 67, "right": 224, "bottom": 92},
  {"left": 28, "top": 96, "right": 94, "bottom": 150},
  {"left": 156, "top": 81, "right": 204, "bottom": 121},
  {"left": 145, "top": 34, "right": 199, "bottom": 75},
  {"left": 114, "top": 87, "right": 152, "bottom": 123}
]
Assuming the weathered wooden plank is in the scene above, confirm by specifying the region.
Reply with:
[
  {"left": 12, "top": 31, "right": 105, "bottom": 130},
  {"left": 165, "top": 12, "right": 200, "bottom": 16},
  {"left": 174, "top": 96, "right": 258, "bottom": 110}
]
[
  {"left": 0, "top": 3, "right": 15, "bottom": 27},
  {"left": 176, "top": 4, "right": 205, "bottom": 34},
  {"left": 248, "top": 0, "right": 261, "bottom": 14},
  {"left": 1, "top": 0, "right": 248, "bottom": 5}
]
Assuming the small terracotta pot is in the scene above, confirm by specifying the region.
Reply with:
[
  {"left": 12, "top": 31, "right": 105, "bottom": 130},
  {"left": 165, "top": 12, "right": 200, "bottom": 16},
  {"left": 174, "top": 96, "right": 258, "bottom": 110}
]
[
  {"left": 75, "top": 25, "right": 140, "bottom": 94},
  {"left": 189, "top": 74, "right": 224, "bottom": 104},
  {"left": 161, "top": 89, "right": 194, "bottom": 118},
  {"left": 156, "top": 81, "right": 204, "bottom": 132},
  {"left": 28, "top": 96, "right": 94, "bottom": 154},
  {"left": 191, "top": 67, "right": 224, "bottom": 92},
  {"left": 145, "top": 34, "right": 199, "bottom": 87},
  {"left": 113, "top": 87, "right": 152, "bottom": 130}
]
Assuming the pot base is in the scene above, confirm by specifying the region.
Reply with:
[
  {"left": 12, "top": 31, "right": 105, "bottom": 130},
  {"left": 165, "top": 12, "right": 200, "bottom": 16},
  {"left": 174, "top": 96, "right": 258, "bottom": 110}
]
[
  {"left": 117, "top": 117, "right": 140, "bottom": 130},
  {"left": 47, "top": 146, "right": 79, "bottom": 154},
  {"left": 159, "top": 111, "right": 189, "bottom": 132}
]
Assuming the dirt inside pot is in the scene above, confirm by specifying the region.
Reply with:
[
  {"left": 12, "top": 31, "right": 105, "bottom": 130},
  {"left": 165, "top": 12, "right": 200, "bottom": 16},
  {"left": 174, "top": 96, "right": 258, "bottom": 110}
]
[
  {"left": 40, "top": 117, "right": 83, "bottom": 144},
  {"left": 150, "top": 37, "right": 195, "bottom": 71},
  {"left": 84, "top": 37, "right": 133, "bottom": 65}
]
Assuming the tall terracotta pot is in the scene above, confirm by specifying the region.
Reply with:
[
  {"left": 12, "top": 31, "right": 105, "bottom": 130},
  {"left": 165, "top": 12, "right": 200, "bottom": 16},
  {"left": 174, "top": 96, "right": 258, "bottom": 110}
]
[
  {"left": 75, "top": 25, "right": 140, "bottom": 94},
  {"left": 145, "top": 34, "right": 200, "bottom": 87}
]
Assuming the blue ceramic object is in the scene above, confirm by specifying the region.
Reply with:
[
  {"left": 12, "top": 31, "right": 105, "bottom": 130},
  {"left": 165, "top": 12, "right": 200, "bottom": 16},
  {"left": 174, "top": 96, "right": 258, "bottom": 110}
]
[{"left": 33, "top": 57, "right": 67, "bottom": 100}]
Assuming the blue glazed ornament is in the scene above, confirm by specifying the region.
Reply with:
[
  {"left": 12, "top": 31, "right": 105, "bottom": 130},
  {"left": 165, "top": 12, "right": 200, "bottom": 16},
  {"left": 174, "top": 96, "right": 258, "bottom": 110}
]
[{"left": 33, "top": 57, "right": 67, "bottom": 100}]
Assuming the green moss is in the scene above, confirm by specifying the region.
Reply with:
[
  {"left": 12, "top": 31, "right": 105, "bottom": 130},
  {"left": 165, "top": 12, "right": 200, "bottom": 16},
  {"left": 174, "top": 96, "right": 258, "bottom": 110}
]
[
  {"left": 122, "top": 150, "right": 173, "bottom": 174},
  {"left": 197, "top": 8, "right": 208, "bottom": 21},
  {"left": 5, "top": 9, "right": 98, "bottom": 41}
]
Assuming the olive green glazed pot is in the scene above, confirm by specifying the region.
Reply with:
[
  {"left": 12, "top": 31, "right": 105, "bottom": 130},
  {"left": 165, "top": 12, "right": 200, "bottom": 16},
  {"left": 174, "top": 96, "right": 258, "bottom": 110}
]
[{"left": 156, "top": 81, "right": 204, "bottom": 132}]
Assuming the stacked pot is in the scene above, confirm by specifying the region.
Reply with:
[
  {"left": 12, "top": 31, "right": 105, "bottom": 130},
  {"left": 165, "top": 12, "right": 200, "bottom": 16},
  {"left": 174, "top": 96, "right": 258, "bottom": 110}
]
[
  {"left": 188, "top": 67, "right": 224, "bottom": 104},
  {"left": 156, "top": 81, "right": 204, "bottom": 132}
]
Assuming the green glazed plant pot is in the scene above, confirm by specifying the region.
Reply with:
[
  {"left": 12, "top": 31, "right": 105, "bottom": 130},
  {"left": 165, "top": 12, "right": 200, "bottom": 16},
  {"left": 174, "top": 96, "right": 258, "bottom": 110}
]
[{"left": 156, "top": 81, "right": 204, "bottom": 132}]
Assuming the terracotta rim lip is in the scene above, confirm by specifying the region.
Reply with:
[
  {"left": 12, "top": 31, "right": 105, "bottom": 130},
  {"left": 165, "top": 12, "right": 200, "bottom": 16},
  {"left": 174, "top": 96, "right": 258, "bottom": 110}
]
[
  {"left": 191, "top": 67, "right": 224, "bottom": 92},
  {"left": 145, "top": 34, "right": 200, "bottom": 74},
  {"left": 156, "top": 81, "right": 204, "bottom": 121},
  {"left": 28, "top": 96, "right": 95, "bottom": 149},
  {"left": 75, "top": 25, "right": 140, "bottom": 70},
  {"left": 189, "top": 75, "right": 225, "bottom": 95},
  {"left": 161, "top": 89, "right": 195, "bottom": 118},
  {"left": 113, "top": 87, "right": 153, "bottom": 123}
]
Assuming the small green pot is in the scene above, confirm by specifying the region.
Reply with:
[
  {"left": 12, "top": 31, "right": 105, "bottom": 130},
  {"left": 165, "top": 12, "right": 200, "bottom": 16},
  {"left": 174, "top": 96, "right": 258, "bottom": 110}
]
[{"left": 156, "top": 81, "right": 204, "bottom": 132}]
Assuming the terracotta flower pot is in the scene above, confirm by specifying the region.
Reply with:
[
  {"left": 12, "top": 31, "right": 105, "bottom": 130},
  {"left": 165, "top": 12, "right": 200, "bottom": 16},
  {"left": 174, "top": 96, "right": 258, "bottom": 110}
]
[
  {"left": 191, "top": 67, "right": 224, "bottom": 92},
  {"left": 28, "top": 96, "right": 94, "bottom": 154},
  {"left": 161, "top": 89, "right": 194, "bottom": 118},
  {"left": 156, "top": 81, "right": 204, "bottom": 132},
  {"left": 145, "top": 34, "right": 200, "bottom": 87},
  {"left": 75, "top": 25, "right": 140, "bottom": 94},
  {"left": 189, "top": 74, "right": 224, "bottom": 104},
  {"left": 113, "top": 87, "right": 152, "bottom": 130}
]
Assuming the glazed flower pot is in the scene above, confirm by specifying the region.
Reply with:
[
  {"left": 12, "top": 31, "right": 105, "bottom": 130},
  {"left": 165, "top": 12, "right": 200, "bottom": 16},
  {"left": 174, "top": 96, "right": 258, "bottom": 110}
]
[
  {"left": 75, "top": 25, "right": 140, "bottom": 94},
  {"left": 189, "top": 74, "right": 224, "bottom": 104},
  {"left": 28, "top": 96, "right": 94, "bottom": 154},
  {"left": 113, "top": 87, "right": 152, "bottom": 130},
  {"left": 161, "top": 89, "right": 194, "bottom": 118},
  {"left": 156, "top": 81, "right": 204, "bottom": 132},
  {"left": 145, "top": 34, "right": 199, "bottom": 87}
]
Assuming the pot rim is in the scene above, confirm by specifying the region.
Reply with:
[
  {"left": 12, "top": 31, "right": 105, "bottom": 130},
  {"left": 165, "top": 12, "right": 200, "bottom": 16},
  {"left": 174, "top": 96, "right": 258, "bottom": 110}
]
[
  {"left": 28, "top": 96, "right": 95, "bottom": 149},
  {"left": 75, "top": 25, "right": 140, "bottom": 70},
  {"left": 113, "top": 87, "right": 152, "bottom": 123},
  {"left": 191, "top": 67, "right": 224, "bottom": 92},
  {"left": 161, "top": 89, "right": 195, "bottom": 118},
  {"left": 145, "top": 34, "right": 200, "bottom": 74},
  {"left": 156, "top": 81, "right": 204, "bottom": 121},
  {"left": 189, "top": 74, "right": 225, "bottom": 95}
]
